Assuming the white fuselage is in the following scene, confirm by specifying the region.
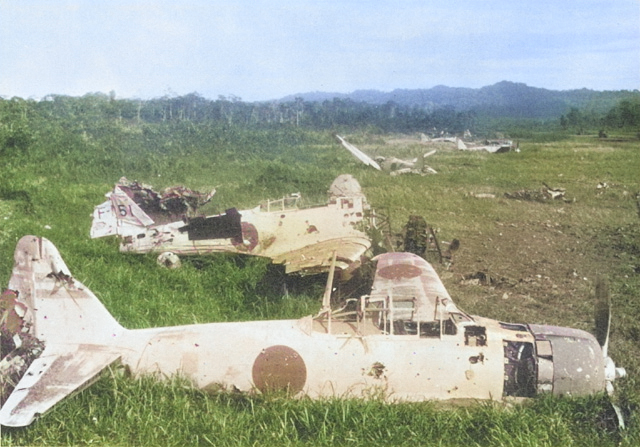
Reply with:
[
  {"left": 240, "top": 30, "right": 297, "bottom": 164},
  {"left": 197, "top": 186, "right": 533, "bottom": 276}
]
[{"left": 101, "top": 314, "right": 517, "bottom": 402}]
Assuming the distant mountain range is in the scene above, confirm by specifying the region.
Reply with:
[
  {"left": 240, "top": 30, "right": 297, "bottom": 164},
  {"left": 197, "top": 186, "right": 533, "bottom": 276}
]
[{"left": 280, "top": 81, "right": 639, "bottom": 119}]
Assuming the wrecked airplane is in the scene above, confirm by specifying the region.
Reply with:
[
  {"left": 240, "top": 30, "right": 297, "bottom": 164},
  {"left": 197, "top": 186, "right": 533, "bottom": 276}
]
[
  {"left": 456, "top": 138, "right": 515, "bottom": 153},
  {"left": 91, "top": 175, "right": 372, "bottom": 275},
  {"left": 0, "top": 236, "right": 626, "bottom": 427},
  {"left": 336, "top": 135, "right": 437, "bottom": 175}
]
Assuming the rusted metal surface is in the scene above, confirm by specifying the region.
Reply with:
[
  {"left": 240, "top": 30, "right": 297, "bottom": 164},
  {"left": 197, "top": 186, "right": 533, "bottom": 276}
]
[
  {"left": 91, "top": 175, "right": 372, "bottom": 276},
  {"left": 0, "top": 236, "right": 626, "bottom": 427}
]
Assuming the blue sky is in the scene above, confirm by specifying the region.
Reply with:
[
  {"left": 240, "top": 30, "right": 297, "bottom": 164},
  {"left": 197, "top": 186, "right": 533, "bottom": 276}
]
[{"left": 1, "top": 0, "right": 638, "bottom": 101}]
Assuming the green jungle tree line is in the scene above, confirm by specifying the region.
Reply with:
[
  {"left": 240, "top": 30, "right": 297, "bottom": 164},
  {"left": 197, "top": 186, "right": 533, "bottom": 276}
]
[{"left": 1, "top": 92, "right": 639, "bottom": 160}]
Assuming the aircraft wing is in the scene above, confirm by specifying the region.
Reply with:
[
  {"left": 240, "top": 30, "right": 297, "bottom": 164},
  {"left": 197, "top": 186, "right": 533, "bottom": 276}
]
[
  {"left": 336, "top": 135, "right": 382, "bottom": 171},
  {"left": 272, "top": 237, "right": 371, "bottom": 274},
  {"left": 370, "top": 252, "right": 462, "bottom": 322},
  {"left": 0, "top": 345, "right": 121, "bottom": 427}
]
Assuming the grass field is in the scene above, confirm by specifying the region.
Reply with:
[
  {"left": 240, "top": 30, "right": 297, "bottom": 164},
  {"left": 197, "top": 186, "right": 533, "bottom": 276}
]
[{"left": 1, "top": 126, "right": 639, "bottom": 446}]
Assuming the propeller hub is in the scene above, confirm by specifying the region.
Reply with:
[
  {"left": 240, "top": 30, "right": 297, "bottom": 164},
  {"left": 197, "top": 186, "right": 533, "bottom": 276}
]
[{"left": 604, "top": 356, "right": 626, "bottom": 395}]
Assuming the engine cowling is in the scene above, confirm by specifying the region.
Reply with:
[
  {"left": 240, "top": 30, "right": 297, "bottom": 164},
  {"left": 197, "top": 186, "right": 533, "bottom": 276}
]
[{"left": 528, "top": 324, "right": 623, "bottom": 396}]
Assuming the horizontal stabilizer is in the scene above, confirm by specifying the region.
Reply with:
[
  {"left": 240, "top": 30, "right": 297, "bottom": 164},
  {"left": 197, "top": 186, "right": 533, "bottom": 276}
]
[{"left": 0, "top": 345, "right": 121, "bottom": 427}]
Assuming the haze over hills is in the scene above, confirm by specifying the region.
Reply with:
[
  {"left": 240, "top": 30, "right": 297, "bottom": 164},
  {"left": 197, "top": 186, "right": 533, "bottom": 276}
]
[{"left": 280, "top": 81, "right": 639, "bottom": 120}]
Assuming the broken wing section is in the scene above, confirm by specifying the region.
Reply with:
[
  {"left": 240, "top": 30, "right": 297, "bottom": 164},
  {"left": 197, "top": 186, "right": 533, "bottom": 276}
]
[
  {"left": 0, "top": 345, "right": 121, "bottom": 427},
  {"left": 272, "top": 236, "right": 371, "bottom": 274},
  {"left": 336, "top": 135, "right": 382, "bottom": 171}
]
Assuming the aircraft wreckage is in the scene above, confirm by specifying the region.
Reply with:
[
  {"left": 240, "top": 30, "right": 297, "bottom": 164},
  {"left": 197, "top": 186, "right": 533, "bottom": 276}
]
[
  {"left": 0, "top": 236, "right": 626, "bottom": 427},
  {"left": 336, "top": 135, "right": 437, "bottom": 176},
  {"left": 91, "top": 174, "right": 372, "bottom": 275},
  {"left": 456, "top": 138, "right": 515, "bottom": 153}
]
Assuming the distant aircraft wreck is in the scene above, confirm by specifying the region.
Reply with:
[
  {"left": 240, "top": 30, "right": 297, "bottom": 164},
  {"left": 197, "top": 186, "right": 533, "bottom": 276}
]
[
  {"left": 420, "top": 131, "right": 516, "bottom": 153},
  {"left": 0, "top": 236, "right": 626, "bottom": 427},
  {"left": 456, "top": 138, "right": 515, "bottom": 153},
  {"left": 91, "top": 175, "right": 372, "bottom": 276},
  {"left": 336, "top": 135, "right": 437, "bottom": 175}
]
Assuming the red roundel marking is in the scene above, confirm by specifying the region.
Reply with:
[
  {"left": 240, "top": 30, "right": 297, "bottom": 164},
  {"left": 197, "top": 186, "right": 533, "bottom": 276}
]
[
  {"left": 377, "top": 264, "right": 422, "bottom": 279},
  {"left": 252, "top": 345, "right": 307, "bottom": 394},
  {"left": 231, "top": 222, "right": 259, "bottom": 252}
]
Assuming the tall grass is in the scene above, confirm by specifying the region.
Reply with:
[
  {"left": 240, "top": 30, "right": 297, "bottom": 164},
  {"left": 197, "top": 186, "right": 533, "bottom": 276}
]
[{"left": 1, "top": 374, "right": 632, "bottom": 446}]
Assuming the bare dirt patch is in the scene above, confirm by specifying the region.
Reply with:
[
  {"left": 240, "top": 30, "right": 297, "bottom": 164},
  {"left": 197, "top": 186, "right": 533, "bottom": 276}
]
[{"left": 440, "top": 207, "right": 629, "bottom": 331}]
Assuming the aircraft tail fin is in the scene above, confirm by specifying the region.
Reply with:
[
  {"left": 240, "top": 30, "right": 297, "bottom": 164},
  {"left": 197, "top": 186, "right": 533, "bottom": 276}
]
[
  {"left": 1, "top": 236, "right": 125, "bottom": 426},
  {"left": 7, "top": 236, "right": 124, "bottom": 343},
  {"left": 90, "top": 185, "right": 155, "bottom": 238}
]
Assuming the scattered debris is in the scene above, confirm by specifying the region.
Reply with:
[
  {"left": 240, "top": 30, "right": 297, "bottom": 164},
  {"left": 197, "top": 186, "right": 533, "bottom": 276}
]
[
  {"left": 461, "top": 272, "right": 514, "bottom": 288},
  {"left": 505, "top": 184, "right": 570, "bottom": 203}
]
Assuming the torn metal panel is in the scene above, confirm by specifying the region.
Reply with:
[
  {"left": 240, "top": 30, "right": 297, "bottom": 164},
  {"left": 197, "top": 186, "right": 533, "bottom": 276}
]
[
  {"left": 1, "top": 290, "right": 45, "bottom": 407},
  {"left": 0, "top": 237, "right": 626, "bottom": 427},
  {"left": 115, "top": 177, "right": 216, "bottom": 223},
  {"left": 271, "top": 237, "right": 370, "bottom": 274},
  {"left": 91, "top": 178, "right": 216, "bottom": 239}
]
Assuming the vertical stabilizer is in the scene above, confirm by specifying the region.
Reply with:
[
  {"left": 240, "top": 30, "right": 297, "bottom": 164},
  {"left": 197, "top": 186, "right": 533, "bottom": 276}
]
[
  {"left": 8, "top": 236, "right": 124, "bottom": 345},
  {"left": 90, "top": 186, "right": 155, "bottom": 238},
  {"left": 1, "top": 236, "right": 125, "bottom": 427}
]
